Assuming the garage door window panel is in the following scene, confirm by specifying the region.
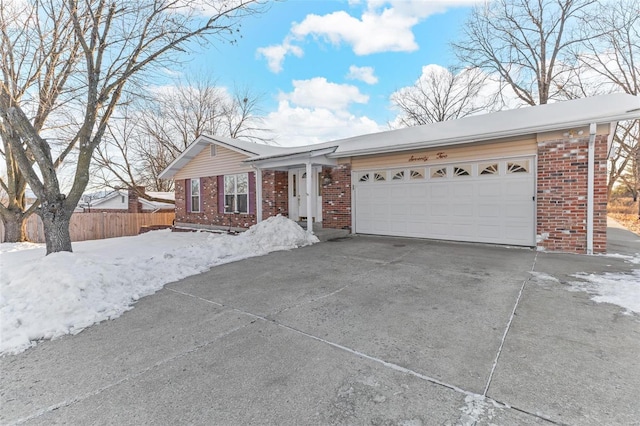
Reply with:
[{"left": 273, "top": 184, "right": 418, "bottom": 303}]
[
  {"left": 431, "top": 167, "right": 447, "bottom": 178},
  {"left": 359, "top": 173, "right": 370, "bottom": 182},
  {"left": 453, "top": 165, "right": 471, "bottom": 177},
  {"left": 507, "top": 160, "right": 529, "bottom": 174},
  {"left": 392, "top": 170, "right": 405, "bottom": 180},
  {"left": 410, "top": 169, "right": 425, "bottom": 179},
  {"left": 480, "top": 163, "right": 499, "bottom": 176}
]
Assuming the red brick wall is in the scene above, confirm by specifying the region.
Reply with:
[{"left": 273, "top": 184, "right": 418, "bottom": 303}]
[
  {"left": 175, "top": 176, "right": 257, "bottom": 229},
  {"left": 262, "top": 170, "right": 289, "bottom": 220},
  {"left": 536, "top": 134, "right": 608, "bottom": 253},
  {"left": 322, "top": 164, "right": 352, "bottom": 230}
]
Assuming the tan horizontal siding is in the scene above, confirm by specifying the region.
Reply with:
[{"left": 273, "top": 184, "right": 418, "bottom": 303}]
[
  {"left": 174, "top": 145, "right": 253, "bottom": 179},
  {"left": 350, "top": 138, "right": 536, "bottom": 171}
]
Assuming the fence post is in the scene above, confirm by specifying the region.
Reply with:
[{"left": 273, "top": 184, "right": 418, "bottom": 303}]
[{"left": 102, "top": 212, "right": 106, "bottom": 239}]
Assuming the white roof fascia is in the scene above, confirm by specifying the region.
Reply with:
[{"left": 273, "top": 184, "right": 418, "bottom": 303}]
[
  {"left": 245, "top": 146, "right": 339, "bottom": 169},
  {"left": 158, "top": 137, "right": 209, "bottom": 179}
]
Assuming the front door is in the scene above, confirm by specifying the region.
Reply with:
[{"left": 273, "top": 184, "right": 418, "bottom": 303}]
[{"left": 289, "top": 168, "right": 322, "bottom": 222}]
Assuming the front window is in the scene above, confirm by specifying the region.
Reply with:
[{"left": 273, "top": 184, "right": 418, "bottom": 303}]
[
  {"left": 224, "top": 173, "right": 248, "bottom": 213},
  {"left": 190, "top": 179, "right": 200, "bottom": 213}
]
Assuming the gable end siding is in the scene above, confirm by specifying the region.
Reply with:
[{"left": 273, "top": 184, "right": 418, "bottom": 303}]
[{"left": 174, "top": 145, "right": 254, "bottom": 180}]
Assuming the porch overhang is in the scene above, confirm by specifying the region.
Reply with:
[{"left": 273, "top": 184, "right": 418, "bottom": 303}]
[{"left": 244, "top": 146, "right": 339, "bottom": 170}]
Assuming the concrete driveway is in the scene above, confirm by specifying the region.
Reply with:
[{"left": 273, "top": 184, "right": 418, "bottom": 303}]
[{"left": 2, "top": 231, "right": 639, "bottom": 425}]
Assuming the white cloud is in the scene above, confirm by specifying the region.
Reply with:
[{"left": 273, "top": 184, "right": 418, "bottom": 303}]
[
  {"left": 346, "top": 65, "right": 378, "bottom": 84},
  {"left": 291, "top": 9, "right": 419, "bottom": 55},
  {"left": 263, "top": 76, "right": 382, "bottom": 146},
  {"left": 279, "top": 77, "right": 369, "bottom": 110},
  {"left": 256, "top": 38, "right": 304, "bottom": 73},
  {"left": 265, "top": 100, "right": 383, "bottom": 146},
  {"left": 257, "top": 0, "right": 480, "bottom": 72}
]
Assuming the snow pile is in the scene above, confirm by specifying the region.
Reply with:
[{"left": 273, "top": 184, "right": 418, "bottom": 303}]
[
  {"left": 0, "top": 215, "right": 318, "bottom": 356},
  {"left": 569, "top": 270, "right": 640, "bottom": 315}
]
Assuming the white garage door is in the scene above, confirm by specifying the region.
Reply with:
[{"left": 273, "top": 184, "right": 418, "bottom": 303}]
[{"left": 354, "top": 157, "right": 535, "bottom": 246}]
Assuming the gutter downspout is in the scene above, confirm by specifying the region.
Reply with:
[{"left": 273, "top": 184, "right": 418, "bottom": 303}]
[
  {"left": 254, "top": 166, "right": 263, "bottom": 223},
  {"left": 587, "top": 123, "right": 597, "bottom": 255}
]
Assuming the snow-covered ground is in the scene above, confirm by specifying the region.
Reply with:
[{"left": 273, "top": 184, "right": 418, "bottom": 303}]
[
  {"left": 0, "top": 216, "right": 318, "bottom": 356},
  {"left": 531, "top": 253, "right": 640, "bottom": 316},
  {"left": 568, "top": 253, "right": 640, "bottom": 315}
]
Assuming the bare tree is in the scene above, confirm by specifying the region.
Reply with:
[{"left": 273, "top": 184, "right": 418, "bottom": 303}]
[
  {"left": 391, "top": 65, "right": 497, "bottom": 126},
  {"left": 574, "top": 0, "right": 640, "bottom": 208},
  {"left": 0, "top": 0, "right": 264, "bottom": 254},
  {"left": 91, "top": 79, "right": 269, "bottom": 199},
  {"left": 0, "top": 0, "right": 81, "bottom": 242},
  {"left": 453, "top": 0, "right": 597, "bottom": 106}
]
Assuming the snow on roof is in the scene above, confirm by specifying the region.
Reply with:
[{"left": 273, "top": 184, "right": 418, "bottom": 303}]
[
  {"left": 160, "top": 93, "right": 639, "bottom": 173},
  {"left": 328, "top": 93, "right": 640, "bottom": 157},
  {"left": 146, "top": 191, "right": 174, "bottom": 201}
]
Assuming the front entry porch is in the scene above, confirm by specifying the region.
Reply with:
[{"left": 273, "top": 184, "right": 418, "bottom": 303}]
[
  {"left": 251, "top": 147, "right": 340, "bottom": 234},
  {"left": 288, "top": 167, "right": 323, "bottom": 223}
]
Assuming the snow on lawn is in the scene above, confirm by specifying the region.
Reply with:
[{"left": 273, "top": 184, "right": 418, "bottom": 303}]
[{"left": 0, "top": 215, "right": 318, "bottom": 356}]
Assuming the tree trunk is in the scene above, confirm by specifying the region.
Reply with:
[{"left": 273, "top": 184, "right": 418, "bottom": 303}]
[
  {"left": 1, "top": 211, "right": 29, "bottom": 243},
  {"left": 38, "top": 200, "right": 73, "bottom": 254}
]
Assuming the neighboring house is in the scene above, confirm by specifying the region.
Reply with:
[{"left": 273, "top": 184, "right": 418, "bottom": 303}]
[
  {"left": 160, "top": 93, "right": 640, "bottom": 254},
  {"left": 81, "top": 187, "right": 174, "bottom": 213}
]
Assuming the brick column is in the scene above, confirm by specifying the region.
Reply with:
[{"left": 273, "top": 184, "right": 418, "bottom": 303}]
[
  {"left": 322, "top": 164, "right": 352, "bottom": 230},
  {"left": 261, "top": 170, "right": 289, "bottom": 220},
  {"left": 536, "top": 134, "right": 608, "bottom": 253}
]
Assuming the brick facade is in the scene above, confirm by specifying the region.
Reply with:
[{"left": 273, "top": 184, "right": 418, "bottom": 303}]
[
  {"left": 175, "top": 177, "right": 257, "bottom": 229},
  {"left": 322, "top": 164, "right": 352, "bottom": 230},
  {"left": 536, "top": 134, "right": 608, "bottom": 253},
  {"left": 261, "top": 170, "right": 289, "bottom": 220}
]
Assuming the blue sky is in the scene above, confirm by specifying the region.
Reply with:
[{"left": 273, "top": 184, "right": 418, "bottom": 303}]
[{"left": 177, "top": 0, "right": 479, "bottom": 146}]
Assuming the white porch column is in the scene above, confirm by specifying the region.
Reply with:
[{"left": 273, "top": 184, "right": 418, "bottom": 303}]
[
  {"left": 255, "top": 167, "right": 263, "bottom": 223},
  {"left": 306, "top": 161, "right": 313, "bottom": 233}
]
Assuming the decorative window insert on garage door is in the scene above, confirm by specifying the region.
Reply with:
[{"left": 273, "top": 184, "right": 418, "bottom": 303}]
[{"left": 353, "top": 157, "right": 535, "bottom": 246}]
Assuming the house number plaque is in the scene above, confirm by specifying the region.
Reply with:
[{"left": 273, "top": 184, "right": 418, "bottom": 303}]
[{"left": 408, "top": 152, "right": 448, "bottom": 162}]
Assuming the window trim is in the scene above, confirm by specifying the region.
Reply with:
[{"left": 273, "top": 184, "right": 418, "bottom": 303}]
[
  {"left": 190, "top": 179, "right": 201, "bottom": 213},
  {"left": 224, "top": 173, "right": 249, "bottom": 214}
]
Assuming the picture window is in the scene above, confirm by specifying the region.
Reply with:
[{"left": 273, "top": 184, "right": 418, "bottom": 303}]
[{"left": 224, "top": 173, "right": 248, "bottom": 213}]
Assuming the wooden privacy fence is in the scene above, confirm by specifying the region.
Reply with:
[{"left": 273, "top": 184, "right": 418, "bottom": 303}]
[{"left": 0, "top": 212, "right": 175, "bottom": 243}]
